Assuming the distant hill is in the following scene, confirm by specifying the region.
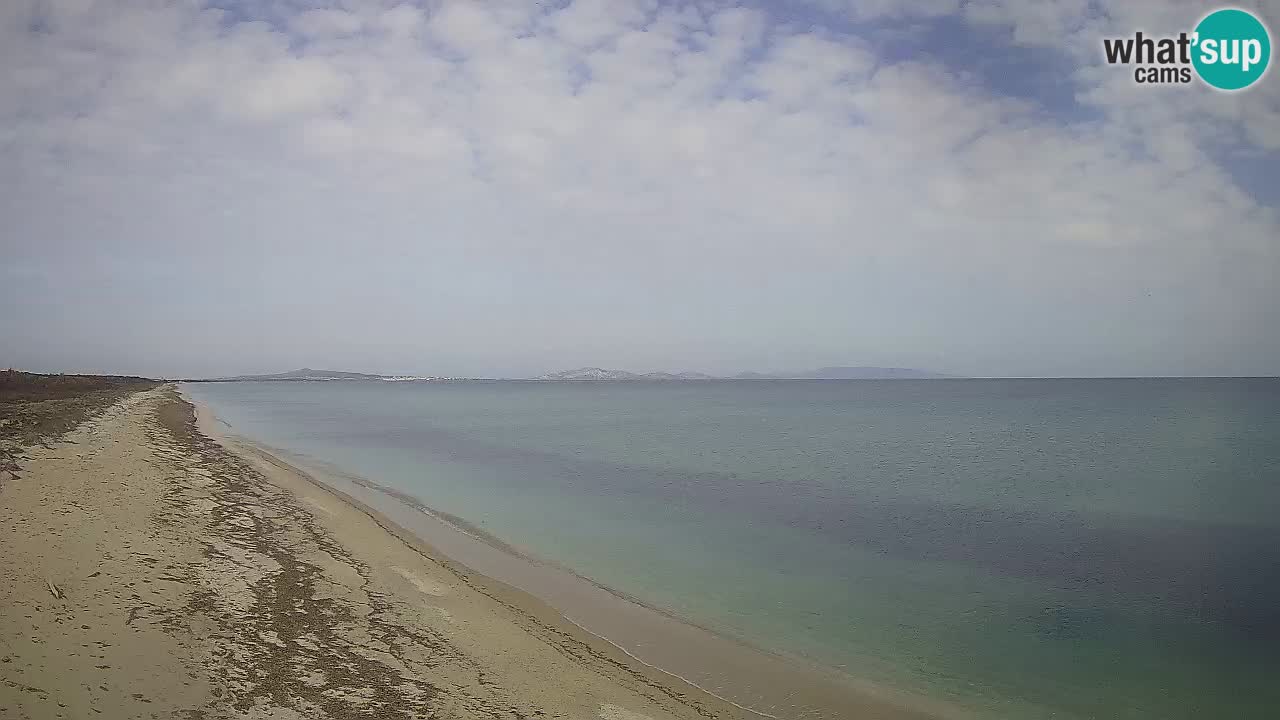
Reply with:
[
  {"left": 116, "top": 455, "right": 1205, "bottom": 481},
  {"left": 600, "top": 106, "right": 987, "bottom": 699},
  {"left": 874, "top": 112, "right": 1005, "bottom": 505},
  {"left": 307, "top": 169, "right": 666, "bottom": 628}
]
[
  {"left": 534, "top": 366, "right": 953, "bottom": 381},
  {"left": 534, "top": 368, "right": 638, "bottom": 381},
  {"left": 641, "top": 371, "right": 717, "bottom": 380},
  {"left": 199, "top": 368, "right": 440, "bottom": 382},
  {"left": 200, "top": 366, "right": 954, "bottom": 383}
]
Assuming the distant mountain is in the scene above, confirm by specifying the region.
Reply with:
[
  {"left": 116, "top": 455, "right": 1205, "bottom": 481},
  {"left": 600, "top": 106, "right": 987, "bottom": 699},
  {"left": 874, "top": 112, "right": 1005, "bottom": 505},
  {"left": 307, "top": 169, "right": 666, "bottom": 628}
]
[
  {"left": 243, "top": 368, "right": 379, "bottom": 380},
  {"left": 643, "top": 371, "right": 717, "bottom": 380},
  {"left": 535, "top": 367, "right": 641, "bottom": 381},
  {"left": 203, "top": 368, "right": 441, "bottom": 382},
  {"left": 731, "top": 371, "right": 776, "bottom": 380}
]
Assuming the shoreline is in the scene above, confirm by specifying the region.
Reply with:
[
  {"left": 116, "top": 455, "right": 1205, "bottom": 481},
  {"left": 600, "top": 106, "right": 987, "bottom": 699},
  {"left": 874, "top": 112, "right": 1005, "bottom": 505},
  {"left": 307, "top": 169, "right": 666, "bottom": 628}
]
[
  {"left": 185, "top": 387, "right": 954, "bottom": 720},
  {"left": 5, "top": 385, "right": 750, "bottom": 719}
]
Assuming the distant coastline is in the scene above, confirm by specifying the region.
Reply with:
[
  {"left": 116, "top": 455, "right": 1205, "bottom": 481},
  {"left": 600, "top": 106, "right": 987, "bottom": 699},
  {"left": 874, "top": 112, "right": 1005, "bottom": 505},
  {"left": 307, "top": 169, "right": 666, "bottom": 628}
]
[
  {"left": 189, "top": 366, "right": 959, "bottom": 383},
  {"left": 533, "top": 366, "right": 957, "bottom": 381},
  {"left": 188, "top": 368, "right": 452, "bottom": 383}
]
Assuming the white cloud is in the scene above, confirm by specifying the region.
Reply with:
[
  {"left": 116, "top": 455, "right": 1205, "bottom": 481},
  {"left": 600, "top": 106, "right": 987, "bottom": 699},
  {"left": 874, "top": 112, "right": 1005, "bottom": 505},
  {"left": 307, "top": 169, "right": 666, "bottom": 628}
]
[
  {"left": 235, "top": 57, "right": 351, "bottom": 120},
  {"left": 546, "top": 0, "right": 655, "bottom": 47},
  {"left": 1, "top": 0, "right": 1278, "bottom": 377}
]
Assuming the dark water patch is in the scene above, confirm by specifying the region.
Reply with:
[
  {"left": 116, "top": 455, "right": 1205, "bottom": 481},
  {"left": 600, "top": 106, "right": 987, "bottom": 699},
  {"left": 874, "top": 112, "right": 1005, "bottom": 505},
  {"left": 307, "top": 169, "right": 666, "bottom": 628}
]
[{"left": 316, "top": 418, "right": 1280, "bottom": 640}]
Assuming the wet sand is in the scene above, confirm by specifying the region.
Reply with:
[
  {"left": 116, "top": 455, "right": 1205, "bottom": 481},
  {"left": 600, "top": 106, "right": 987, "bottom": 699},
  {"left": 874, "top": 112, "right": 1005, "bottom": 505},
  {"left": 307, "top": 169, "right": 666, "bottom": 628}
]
[{"left": 1, "top": 384, "right": 945, "bottom": 719}]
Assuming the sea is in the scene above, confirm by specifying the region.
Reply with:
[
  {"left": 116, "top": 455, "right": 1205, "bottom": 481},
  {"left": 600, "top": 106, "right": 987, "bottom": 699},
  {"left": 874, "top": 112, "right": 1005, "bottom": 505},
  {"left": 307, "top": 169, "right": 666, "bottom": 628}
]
[{"left": 181, "top": 378, "right": 1280, "bottom": 719}]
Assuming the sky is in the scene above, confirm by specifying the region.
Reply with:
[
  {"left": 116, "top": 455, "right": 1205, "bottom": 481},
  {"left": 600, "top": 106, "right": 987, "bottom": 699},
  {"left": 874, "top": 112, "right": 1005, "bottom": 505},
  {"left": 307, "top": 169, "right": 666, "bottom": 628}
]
[{"left": 2, "top": 0, "right": 1279, "bottom": 379}]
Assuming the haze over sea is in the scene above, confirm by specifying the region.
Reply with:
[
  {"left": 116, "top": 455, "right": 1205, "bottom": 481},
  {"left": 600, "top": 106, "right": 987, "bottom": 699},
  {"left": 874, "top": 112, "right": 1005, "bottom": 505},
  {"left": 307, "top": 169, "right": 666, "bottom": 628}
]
[{"left": 183, "top": 378, "right": 1280, "bottom": 719}]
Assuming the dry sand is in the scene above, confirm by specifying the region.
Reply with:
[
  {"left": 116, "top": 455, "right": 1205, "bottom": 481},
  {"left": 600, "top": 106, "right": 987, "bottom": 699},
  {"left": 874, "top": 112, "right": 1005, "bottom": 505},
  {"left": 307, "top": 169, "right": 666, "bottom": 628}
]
[{"left": 0, "top": 385, "right": 938, "bottom": 720}]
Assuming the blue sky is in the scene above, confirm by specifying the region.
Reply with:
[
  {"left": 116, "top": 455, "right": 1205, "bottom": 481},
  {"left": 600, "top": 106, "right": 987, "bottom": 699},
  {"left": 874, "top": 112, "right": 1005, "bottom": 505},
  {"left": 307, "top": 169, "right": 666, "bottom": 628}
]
[{"left": 2, "top": 0, "right": 1278, "bottom": 378}]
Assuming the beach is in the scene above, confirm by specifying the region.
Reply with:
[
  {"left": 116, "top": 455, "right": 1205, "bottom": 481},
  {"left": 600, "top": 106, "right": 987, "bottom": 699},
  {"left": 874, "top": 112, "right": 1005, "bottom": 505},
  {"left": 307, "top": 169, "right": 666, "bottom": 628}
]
[{"left": 0, "top": 384, "right": 931, "bottom": 720}]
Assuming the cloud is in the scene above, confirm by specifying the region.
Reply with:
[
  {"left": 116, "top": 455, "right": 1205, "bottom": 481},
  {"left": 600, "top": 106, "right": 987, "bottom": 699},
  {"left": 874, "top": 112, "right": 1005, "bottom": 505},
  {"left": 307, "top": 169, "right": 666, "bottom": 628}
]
[
  {"left": 1, "top": 0, "right": 1278, "bottom": 377},
  {"left": 547, "top": 0, "right": 656, "bottom": 47},
  {"left": 291, "top": 8, "right": 364, "bottom": 39},
  {"left": 805, "top": 0, "right": 963, "bottom": 22}
]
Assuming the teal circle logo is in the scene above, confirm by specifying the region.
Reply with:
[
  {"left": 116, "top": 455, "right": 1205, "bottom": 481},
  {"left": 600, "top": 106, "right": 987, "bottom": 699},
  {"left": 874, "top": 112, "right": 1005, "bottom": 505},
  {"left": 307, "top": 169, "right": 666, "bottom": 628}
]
[{"left": 1192, "top": 8, "right": 1271, "bottom": 90}]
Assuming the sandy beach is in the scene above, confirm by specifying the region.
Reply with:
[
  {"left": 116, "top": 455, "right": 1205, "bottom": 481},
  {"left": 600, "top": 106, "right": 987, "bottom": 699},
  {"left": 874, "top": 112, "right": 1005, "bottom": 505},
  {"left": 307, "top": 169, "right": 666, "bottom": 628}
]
[{"left": 0, "top": 384, "right": 936, "bottom": 720}]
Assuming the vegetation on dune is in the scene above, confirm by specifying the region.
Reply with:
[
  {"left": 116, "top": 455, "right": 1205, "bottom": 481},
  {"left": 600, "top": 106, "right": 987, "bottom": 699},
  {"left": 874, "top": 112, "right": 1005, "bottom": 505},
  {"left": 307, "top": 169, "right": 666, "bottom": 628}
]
[{"left": 0, "top": 369, "right": 159, "bottom": 476}]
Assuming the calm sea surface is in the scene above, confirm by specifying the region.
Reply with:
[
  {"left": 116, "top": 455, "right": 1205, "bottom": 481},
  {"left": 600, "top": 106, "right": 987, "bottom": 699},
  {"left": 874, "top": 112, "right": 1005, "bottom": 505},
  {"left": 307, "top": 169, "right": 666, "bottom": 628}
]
[{"left": 182, "top": 379, "right": 1280, "bottom": 719}]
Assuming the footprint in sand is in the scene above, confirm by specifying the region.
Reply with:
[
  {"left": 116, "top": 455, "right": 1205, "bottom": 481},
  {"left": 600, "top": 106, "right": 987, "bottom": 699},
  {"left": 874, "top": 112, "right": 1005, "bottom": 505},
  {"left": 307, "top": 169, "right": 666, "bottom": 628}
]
[
  {"left": 598, "top": 705, "right": 656, "bottom": 720},
  {"left": 301, "top": 497, "right": 337, "bottom": 516},
  {"left": 389, "top": 566, "right": 449, "bottom": 597}
]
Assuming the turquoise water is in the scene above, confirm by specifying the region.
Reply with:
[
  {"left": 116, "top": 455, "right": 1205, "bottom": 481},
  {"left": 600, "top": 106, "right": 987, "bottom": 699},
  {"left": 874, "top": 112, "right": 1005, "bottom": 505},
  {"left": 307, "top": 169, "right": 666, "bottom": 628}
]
[{"left": 183, "top": 379, "right": 1280, "bottom": 718}]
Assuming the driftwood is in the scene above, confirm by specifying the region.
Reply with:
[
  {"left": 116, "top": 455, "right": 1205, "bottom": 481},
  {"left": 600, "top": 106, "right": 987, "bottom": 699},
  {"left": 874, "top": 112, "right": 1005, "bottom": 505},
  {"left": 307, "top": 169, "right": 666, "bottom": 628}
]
[{"left": 45, "top": 579, "right": 64, "bottom": 599}]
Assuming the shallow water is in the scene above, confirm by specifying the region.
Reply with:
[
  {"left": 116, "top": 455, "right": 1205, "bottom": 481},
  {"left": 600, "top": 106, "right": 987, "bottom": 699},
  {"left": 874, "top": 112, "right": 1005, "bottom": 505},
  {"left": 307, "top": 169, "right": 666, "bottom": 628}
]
[{"left": 183, "top": 378, "right": 1280, "bottom": 719}]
